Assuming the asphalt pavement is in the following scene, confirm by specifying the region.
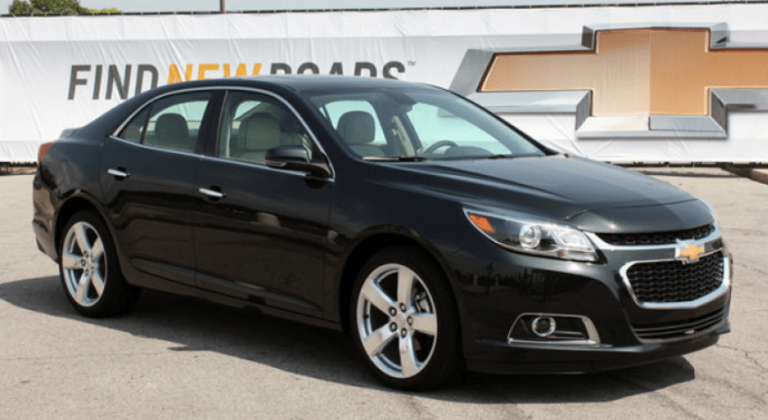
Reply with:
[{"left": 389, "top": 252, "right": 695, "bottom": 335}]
[{"left": 1, "top": 168, "right": 766, "bottom": 420}]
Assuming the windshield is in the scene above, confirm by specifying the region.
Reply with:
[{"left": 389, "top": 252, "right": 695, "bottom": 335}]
[{"left": 308, "top": 87, "right": 544, "bottom": 161}]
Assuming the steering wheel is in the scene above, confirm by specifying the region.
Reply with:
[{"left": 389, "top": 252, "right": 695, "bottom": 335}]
[{"left": 423, "top": 140, "right": 458, "bottom": 154}]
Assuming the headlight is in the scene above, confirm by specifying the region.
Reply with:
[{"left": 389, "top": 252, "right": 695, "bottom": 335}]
[{"left": 464, "top": 209, "right": 598, "bottom": 262}]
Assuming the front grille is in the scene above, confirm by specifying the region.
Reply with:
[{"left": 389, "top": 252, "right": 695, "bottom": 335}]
[
  {"left": 632, "top": 309, "right": 726, "bottom": 340},
  {"left": 625, "top": 252, "right": 724, "bottom": 304},
  {"left": 598, "top": 224, "right": 715, "bottom": 246}
]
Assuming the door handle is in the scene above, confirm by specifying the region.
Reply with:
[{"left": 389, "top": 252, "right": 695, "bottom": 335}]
[
  {"left": 199, "top": 187, "right": 225, "bottom": 199},
  {"left": 107, "top": 168, "right": 130, "bottom": 179}
]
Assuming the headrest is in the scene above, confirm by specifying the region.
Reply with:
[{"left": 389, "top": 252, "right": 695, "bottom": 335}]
[
  {"left": 155, "top": 113, "right": 189, "bottom": 141},
  {"left": 239, "top": 113, "right": 281, "bottom": 151},
  {"left": 336, "top": 111, "right": 375, "bottom": 145}
]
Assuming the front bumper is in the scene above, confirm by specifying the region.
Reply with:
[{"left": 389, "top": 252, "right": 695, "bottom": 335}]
[
  {"left": 467, "top": 322, "right": 728, "bottom": 374},
  {"left": 448, "top": 226, "right": 732, "bottom": 374}
]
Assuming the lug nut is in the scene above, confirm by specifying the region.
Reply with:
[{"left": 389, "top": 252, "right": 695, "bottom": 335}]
[
  {"left": 407, "top": 317, "right": 413, "bottom": 325},
  {"left": 389, "top": 307, "right": 396, "bottom": 316},
  {"left": 399, "top": 303, "right": 406, "bottom": 312},
  {"left": 390, "top": 323, "right": 397, "bottom": 332},
  {"left": 401, "top": 329, "right": 407, "bottom": 337}
]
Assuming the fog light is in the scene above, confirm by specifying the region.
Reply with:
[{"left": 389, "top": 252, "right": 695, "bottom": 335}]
[
  {"left": 531, "top": 316, "right": 556, "bottom": 337},
  {"left": 508, "top": 313, "right": 600, "bottom": 345}
]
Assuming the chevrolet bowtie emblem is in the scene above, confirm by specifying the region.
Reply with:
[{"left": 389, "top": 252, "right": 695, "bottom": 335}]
[
  {"left": 481, "top": 28, "right": 768, "bottom": 117},
  {"left": 676, "top": 243, "right": 705, "bottom": 263},
  {"left": 450, "top": 24, "right": 768, "bottom": 138}
]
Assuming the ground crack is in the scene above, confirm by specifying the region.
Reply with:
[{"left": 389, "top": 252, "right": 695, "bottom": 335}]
[
  {"left": 0, "top": 351, "right": 170, "bottom": 362},
  {"left": 716, "top": 344, "right": 768, "bottom": 372},
  {"left": 734, "top": 263, "right": 768, "bottom": 277},
  {"left": 606, "top": 373, "right": 706, "bottom": 420},
  {"left": 405, "top": 395, "right": 439, "bottom": 420}
]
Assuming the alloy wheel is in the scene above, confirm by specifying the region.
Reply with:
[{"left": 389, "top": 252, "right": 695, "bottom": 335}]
[
  {"left": 356, "top": 263, "right": 438, "bottom": 379},
  {"left": 61, "top": 221, "right": 107, "bottom": 308}
]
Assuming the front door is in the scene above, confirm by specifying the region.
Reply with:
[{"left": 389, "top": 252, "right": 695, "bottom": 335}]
[{"left": 192, "top": 90, "right": 333, "bottom": 317}]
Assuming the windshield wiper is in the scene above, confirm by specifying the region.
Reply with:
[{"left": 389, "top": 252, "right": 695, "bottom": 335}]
[
  {"left": 477, "top": 153, "right": 541, "bottom": 160},
  {"left": 363, "top": 156, "right": 431, "bottom": 162},
  {"left": 477, "top": 154, "right": 516, "bottom": 160}
]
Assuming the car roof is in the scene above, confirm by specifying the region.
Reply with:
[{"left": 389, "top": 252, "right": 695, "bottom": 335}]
[{"left": 158, "top": 75, "right": 438, "bottom": 94}]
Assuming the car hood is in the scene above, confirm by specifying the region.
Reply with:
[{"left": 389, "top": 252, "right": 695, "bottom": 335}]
[{"left": 375, "top": 155, "right": 713, "bottom": 233}]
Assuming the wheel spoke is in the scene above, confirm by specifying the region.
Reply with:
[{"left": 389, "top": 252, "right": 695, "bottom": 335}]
[
  {"left": 361, "top": 279, "right": 395, "bottom": 314},
  {"left": 410, "top": 312, "right": 437, "bottom": 336},
  {"left": 90, "top": 271, "right": 105, "bottom": 297},
  {"left": 61, "top": 252, "right": 82, "bottom": 270},
  {"left": 396, "top": 267, "right": 415, "bottom": 308},
  {"left": 399, "top": 334, "right": 418, "bottom": 377},
  {"left": 90, "top": 237, "right": 104, "bottom": 261},
  {"left": 362, "top": 324, "right": 397, "bottom": 357},
  {"left": 74, "top": 272, "right": 91, "bottom": 305},
  {"left": 357, "top": 261, "right": 442, "bottom": 381},
  {"left": 74, "top": 224, "right": 91, "bottom": 254}
]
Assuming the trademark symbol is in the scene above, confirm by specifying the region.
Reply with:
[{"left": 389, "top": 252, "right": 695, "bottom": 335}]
[{"left": 408, "top": 61, "right": 416, "bottom": 66}]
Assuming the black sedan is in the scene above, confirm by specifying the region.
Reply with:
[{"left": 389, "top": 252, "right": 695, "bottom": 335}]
[{"left": 33, "top": 76, "right": 731, "bottom": 390}]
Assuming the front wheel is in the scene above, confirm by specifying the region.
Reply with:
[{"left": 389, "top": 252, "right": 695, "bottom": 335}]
[
  {"left": 59, "top": 210, "right": 139, "bottom": 317},
  {"left": 350, "top": 246, "right": 461, "bottom": 390}
]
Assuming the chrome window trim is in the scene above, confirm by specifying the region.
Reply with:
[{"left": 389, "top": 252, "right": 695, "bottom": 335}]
[
  {"left": 585, "top": 222, "right": 721, "bottom": 252},
  {"left": 198, "top": 153, "right": 336, "bottom": 183},
  {"left": 111, "top": 85, "right": 336, "bottom": 179},
  {"left": 111, "top": 86, "right": 217, "bottom": 140},
  {"left": 107, "top": 135, "right": 203, "bottom": 159},
  {"left": 507, "top": 313, "right": 601, "bottom": 347},
  {"left": 618, "top": 250, "right": 730, "bottom": 310}
]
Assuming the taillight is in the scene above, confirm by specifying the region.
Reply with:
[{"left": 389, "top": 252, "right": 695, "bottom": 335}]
[{"left": 37, "top": 142, "right": 55, "bottom": 164}]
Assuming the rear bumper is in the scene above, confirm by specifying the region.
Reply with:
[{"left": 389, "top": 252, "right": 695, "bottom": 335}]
[{"left": 32, "top": 169, "right": 58, "bottom": 262}]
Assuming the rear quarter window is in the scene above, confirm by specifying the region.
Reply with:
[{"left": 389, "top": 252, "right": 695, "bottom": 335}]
[{"left": 115, "top": 91, "right": 212, "bottom": 153}]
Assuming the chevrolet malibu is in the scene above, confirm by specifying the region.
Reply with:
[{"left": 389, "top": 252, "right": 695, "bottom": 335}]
[{"left": 33, "top": 76, "right": 731, "bottom": 390}]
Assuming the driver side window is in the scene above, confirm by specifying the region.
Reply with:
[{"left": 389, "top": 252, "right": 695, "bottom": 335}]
[{"left": 218, "top": 91, "right": 313, "bottom": 165}]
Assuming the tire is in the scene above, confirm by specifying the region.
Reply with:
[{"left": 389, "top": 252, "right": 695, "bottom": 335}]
[
  {"left": 350, "top": 246, "right": 462, "bottom": 390},
  {"left": 58, "top": 210, "right": 140, "bottom": 317}
]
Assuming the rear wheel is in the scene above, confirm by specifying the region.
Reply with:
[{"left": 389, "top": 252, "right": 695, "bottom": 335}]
[
  {"left": 350, "top": 246, "right": 461, "bottom": 390},
  {"left": 59, "top": 211, "right": 139, "bottom": 317}
]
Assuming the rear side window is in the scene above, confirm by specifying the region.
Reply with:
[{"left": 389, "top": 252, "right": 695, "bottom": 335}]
[
  {"left": 118, "top": 107, "right": 150, "bottom": 143},
  {"left": 116, "top": 91, "right": 212, "bottom": 153}
]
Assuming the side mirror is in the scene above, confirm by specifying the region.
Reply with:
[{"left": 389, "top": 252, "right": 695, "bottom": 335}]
[{"left": 265, "top": 146, "right": 331, "bottom": 179}]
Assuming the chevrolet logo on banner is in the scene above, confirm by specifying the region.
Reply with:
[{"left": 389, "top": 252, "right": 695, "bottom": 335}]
[{"left": 450, "top": 24, "right": 768, "bottom": 139}]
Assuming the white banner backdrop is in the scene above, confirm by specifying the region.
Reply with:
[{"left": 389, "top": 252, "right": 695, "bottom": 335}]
[{"left": 2, "top": 5, "right": 768, "bottom": 163}]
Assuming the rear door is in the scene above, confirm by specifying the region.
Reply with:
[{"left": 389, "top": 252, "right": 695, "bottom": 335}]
[
  {"left": 100, "top": 90, "right": 216, "bottom": 286},
  {"left": 192, "top": 89, "right": 333, "bottom": 317}
]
